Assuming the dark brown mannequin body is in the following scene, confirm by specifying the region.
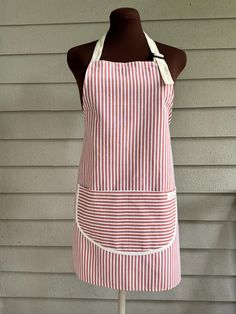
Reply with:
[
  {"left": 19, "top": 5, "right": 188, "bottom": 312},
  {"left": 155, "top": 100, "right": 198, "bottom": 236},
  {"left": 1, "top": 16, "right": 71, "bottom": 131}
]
[{"left": 67, "top": 7, "right": 187, "bottom": 111}]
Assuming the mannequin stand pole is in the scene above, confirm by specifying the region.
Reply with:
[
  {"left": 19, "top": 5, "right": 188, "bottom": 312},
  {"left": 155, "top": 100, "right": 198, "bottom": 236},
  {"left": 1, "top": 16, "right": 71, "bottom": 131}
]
[{"left": 118, "top": 290, "right": 126, "bottom": 314}]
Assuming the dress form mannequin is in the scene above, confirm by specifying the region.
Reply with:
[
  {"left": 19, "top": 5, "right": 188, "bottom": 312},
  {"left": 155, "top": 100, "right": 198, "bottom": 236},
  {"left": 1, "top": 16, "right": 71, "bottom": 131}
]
[
  {"left": 67, "top": 7, "right": 187, "bottom": 111},
  {"left": 67, "top": 7, "right": 186, "bottom": 314}
]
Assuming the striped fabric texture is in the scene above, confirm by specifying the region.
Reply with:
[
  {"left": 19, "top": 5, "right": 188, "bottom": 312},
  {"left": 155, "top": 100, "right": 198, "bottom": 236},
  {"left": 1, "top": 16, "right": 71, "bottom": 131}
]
[
  {"left": 72, "top": 30, "right": 182, "bottom": 291},
  {"left": 76, "top": 185, "right": 177, "bottom": 253}
]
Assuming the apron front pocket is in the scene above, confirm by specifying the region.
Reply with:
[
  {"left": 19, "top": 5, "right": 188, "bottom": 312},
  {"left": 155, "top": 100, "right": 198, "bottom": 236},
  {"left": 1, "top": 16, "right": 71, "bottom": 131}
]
[{"left": 75, "top": 184, "right": 177, "bottom": 255}]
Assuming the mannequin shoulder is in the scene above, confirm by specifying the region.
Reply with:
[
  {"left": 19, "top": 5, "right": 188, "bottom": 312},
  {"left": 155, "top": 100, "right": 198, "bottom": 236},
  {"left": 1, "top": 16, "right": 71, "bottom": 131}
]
[
  {"left": 67, "top": 40, "right": 97, "bottom": 70},
  {"left": 157, "top": 41, "right": 187, "bottom": 70}
]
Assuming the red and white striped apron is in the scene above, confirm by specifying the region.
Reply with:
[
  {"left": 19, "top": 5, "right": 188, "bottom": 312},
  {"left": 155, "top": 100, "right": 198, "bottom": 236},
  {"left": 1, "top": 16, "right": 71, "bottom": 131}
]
[{"left": 72, "top": 30, "right": 181, "bottom": 291}]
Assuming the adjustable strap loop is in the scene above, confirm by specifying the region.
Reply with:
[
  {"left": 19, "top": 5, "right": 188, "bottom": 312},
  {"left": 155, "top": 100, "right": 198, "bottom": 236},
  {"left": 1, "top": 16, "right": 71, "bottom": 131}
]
[
  {"left": 152, "top": 53, "right": 164, "bottom": 59},
  {"left": 153, "top": 56, "right": 174, "bottom": 84},
  {"left": 144, "top": 32, "right": 174, "bottom": 85}
]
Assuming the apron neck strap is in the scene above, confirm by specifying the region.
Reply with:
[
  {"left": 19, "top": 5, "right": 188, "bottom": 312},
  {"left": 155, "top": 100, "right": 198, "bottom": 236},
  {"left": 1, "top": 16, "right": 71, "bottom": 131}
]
[{"left": 90, "top": 31, "right": 174, "bottom": 85}]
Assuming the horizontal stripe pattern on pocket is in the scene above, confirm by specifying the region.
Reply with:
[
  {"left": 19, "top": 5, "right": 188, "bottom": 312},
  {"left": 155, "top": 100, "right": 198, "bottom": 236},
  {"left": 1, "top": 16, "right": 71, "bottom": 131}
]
[{"left": 75, "top": 184, "right": 177, "bottom": 255}]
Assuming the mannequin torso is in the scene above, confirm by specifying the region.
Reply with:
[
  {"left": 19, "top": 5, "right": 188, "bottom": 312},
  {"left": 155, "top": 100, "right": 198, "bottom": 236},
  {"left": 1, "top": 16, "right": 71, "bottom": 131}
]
[{"left": 67, "top": 7, "right": 187, "bottom": 111}]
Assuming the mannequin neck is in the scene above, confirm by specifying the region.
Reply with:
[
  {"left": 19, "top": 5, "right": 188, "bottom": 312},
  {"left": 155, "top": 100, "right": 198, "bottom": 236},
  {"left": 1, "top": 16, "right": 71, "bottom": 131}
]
[{"left": 108, "top": 8, "right": 143, "bottom": 38}]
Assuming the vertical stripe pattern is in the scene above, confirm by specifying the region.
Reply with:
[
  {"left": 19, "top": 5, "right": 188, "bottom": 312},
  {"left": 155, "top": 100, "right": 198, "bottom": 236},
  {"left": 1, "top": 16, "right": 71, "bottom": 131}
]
[
  {"left": 73, "top": 217, "right": 181, "bottom": 291},
  {"left": 73, "top": 33, "right": 181, "bottom": 291},
  {"left": 78, "top": 61, "right": 175, "bottom": 191}
]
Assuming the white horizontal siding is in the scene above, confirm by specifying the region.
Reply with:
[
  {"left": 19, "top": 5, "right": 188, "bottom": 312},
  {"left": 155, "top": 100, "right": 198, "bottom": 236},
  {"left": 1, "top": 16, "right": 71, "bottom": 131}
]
[
  {"left": 1, "top": 299, "right": 235, "bottom": 314},
  {"left": 0, "top": 1, "right": 235, "bottom": 313},
  {"left": 1, "top": 166, "right": 236, "bottom": 192},
  {"left": 0, "top": 109, "right": 236, "bottom": 139},
  {"left": 0, "top": 247, "right": 235, "bottom": 276},
  {"left": 0, "top": 79, "right": 236, "bottom": 111},
  {"left": 0, "top": 0, "right": 236, "bottom": 25},
  {"left": 0, "top": 138, "right": 236, "bottom": 165},
  {"left": 1, "top": 50, "right": 236, "bottom": 83},
  {"left": 0, "top": 19, "right": 236, "bottom": 55},
  {"left": 0, "top": 273, "right": 235, "bottom": 301},
  {"left": 0, "top": 192, "right": 236, "bottom": 220},
  {"left": 0, "top": 221, "right": 235, "bottom": 249}
]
